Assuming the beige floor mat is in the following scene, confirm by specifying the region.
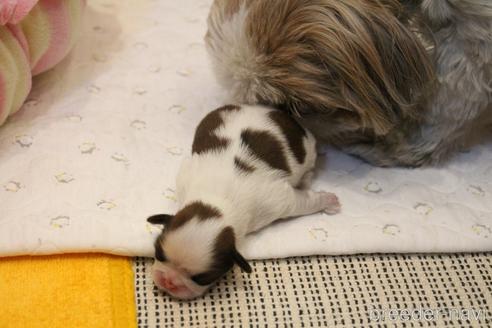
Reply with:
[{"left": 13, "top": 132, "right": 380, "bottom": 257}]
[{"left": 134, "top": 254, "right": 492, "bottom": 327}]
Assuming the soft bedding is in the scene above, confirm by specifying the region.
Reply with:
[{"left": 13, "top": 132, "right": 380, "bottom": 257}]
[
  {"left": 0, "top": 254, "right": 136, "bottom": 328},
  {"left": 0, "top": 0, "right": 491, "bottom": 259},
  {"left": 0, "top": 0, "right": 85, "bottom": 126}
]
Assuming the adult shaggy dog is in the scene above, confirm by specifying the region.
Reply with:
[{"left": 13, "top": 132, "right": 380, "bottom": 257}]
[{"left": 205, "top": 0, "right": 492, "bottom": 167}]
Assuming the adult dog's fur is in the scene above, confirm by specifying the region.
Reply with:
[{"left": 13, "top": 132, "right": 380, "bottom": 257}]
[{"left": 205, "top": 0, "right": 492, "bottom": 166}]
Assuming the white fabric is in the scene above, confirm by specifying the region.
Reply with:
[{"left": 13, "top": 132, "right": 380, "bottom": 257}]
[{"left": 1, "top": 0, "right": 491, "bottom": 259}]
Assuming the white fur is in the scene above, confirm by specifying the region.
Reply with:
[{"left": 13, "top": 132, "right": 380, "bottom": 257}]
[
  {"left": 152, "top": 261, "right": 208, "bottom": 299},
  {"left": 163, "top": 218, "right": 224, "bottom": 273},
  {"left": 176, "top": 105, "right": 324, "bottom": 237},
  {"left": 206, "top": 5, "right": 281, "bottom": 104}
]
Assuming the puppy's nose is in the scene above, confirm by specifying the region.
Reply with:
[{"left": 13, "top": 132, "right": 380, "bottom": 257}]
[{"left": 162, "top": 277, "right": 178, "bottom": 291}]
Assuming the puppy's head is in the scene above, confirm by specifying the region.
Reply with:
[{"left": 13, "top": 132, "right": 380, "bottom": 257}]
[{"left": 147, "top": 201, "right": 251, "bottom": 299}]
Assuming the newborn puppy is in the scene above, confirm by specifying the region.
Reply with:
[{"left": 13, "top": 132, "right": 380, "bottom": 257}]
[{"left": 148, "top": 104, "right": 340, "bottom": 299}]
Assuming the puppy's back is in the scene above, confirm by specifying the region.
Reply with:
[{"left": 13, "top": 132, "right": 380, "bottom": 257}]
[{"left": 191, "top": 104, "right": 316, "bottom": 185}]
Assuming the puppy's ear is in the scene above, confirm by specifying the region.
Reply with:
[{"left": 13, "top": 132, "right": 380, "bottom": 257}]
[
  {"left": 147, "top": 214, "right": 172, "bottom": 225},
  {"left": 231, "top": 249, "right": 252, "bottom": 273},
  {"left": 217, "top": 226, "right": 252, "bottom": 273}
]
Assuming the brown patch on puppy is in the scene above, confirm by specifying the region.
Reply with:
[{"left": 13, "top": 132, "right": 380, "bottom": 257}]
[
  {"left": 240, "top": 129, "right": 290, "bottom": 173},
  {"left": 168, "top": 201, "right": 222, "bottom": 231},
  {"left": 192, "top": 105, "right": 241, "bottom": 155},
  {"left": 153, "top": 235, "right": 166, "bottom": 262},
  {"left": 192, "top": 109, "right": 230, "bottom": 155},
  {"left": 234, "top": 156, "right": 255, "bottom": 174},
  {"left": 191, "top": 226, "right": 251, "bottom": 286},
  {"left": 190, "top": 226, "right": 235, "bottom": 285},
  {"left": 217, "top": 104, "right": 241, "bottom": 112},
  {"left": 268, "top": 110, "right": 307, "bottom": 164}
]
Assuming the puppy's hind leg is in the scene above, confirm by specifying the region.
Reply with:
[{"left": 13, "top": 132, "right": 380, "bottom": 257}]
[
  {"left": 296, "top": 170, "right": 314, "bottom": 190},
  {"left": 281, "top": 187, "right": 341, "bottom": 218}
]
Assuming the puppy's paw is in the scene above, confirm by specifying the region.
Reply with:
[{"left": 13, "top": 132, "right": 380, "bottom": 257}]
[{"left": 318, "top": 192, "right": 341, "bottom": 215}]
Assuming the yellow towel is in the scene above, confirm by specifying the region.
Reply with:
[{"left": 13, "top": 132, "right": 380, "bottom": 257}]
[{"left": 0, "top": 254, "right": 136, "bottom": 328}]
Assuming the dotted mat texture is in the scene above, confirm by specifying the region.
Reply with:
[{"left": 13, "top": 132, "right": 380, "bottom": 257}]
[{"left": 134, "top": 254, "right": 492, "bottom": 328}]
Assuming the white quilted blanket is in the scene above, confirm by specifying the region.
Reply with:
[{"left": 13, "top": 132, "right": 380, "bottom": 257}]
[{"left": 1, "top": 0, "right": 491, "bottom": 259}]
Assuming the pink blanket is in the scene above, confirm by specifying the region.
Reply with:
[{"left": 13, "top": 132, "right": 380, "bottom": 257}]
[{"left": 0, "top": 0, "right": 85, "bottom": 125}]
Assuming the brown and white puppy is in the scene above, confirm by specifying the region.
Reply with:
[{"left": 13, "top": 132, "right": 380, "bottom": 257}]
[
  {"left": 148, "top": 104, "right": 340, "bottom": 299},
  {"left": 205, "top": 0, "right": 492, "bottom": 166}
]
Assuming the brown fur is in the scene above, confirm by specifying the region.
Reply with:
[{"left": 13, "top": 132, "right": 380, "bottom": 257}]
[
  {"left": 234, "top": 156, "right": 256, "bottom": 173},
  {"left": 153, "top": 235, "right": 167, "bottom": 262},
  {"left": 192, "top": 105, "right": 242, "bottom": 155},
  {"left": 207, "top": 0, "right": 434, "bottom": 139},
  {"left": 167, "top": 201, "right": 222, "bottom": 231},
  {"left": 268, "top": 110, "right": 307, "bottom": 164},
  {"left": 240, "top": 129, "right": 290, "bottom": 173},
  {"left": 218, "top": 104, "right": 241, "bottom": 112},
  {"left": 190, "top": 227, "right": 237, "bottom": 286},
  {"left": 192, "top": 110, "right": 230, "bottom": 155}
]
